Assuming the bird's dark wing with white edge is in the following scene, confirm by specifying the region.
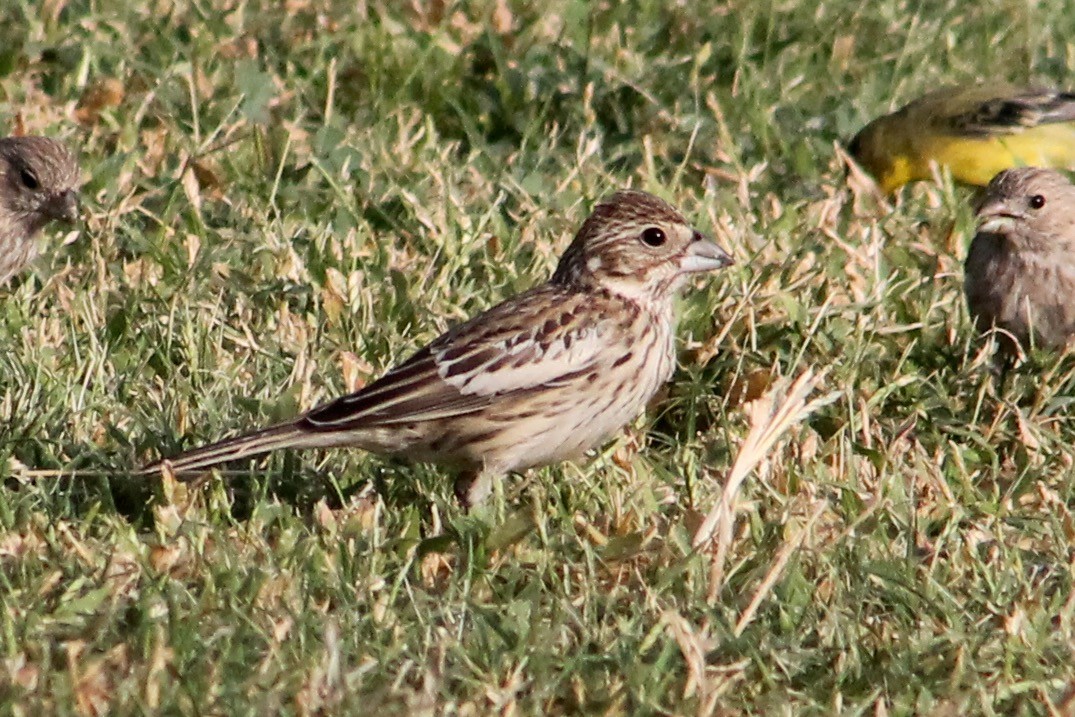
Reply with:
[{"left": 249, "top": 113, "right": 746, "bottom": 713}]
[
  {"left": 302, "top": 287, "right": 611, "bottom": 431},
  {"left": 952, "top": 88, "right": 1075, "bottom": 136}
]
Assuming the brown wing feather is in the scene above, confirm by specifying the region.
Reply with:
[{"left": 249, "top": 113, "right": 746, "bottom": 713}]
[
  {"left": 302, "top": 345, "right": 493, "bottom": 428},
  {"left": 302, "top": 284, "right": 614, "bottom": 432}
]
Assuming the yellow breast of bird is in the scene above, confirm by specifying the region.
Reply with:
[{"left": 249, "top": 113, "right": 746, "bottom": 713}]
[{"left": 911, "top": 123, "right": 1075, "bottom": 187}]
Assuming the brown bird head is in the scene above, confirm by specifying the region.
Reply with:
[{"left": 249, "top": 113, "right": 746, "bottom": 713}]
[
  {"left": 0, "top": 136, "right": 81, "bottom": 236},
  {"left": 552, "top": 190, "right": 733, "bottom": 303},
  {"left": 974, "top": 167, "right": 1075, "bottom": 251}
]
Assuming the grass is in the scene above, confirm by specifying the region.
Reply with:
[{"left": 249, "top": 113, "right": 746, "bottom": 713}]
[{"left": 2, "top": 0, "right": 1075, "bottom": 713}]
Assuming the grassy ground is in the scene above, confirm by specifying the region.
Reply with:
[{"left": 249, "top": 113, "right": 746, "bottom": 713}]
[{"left": 2, "top": 0, "right": 1075, "bottom": 714}]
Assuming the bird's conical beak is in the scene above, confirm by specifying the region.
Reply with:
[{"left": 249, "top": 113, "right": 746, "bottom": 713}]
[
  {"left": 974, "top": 201, "right": 1021, "bottom": 235},
  {"left": 679, "top": 231, "right": 733, "bottom": 273},
  {"left": 47, "top": 189, "right": 80, "bottom": 224}
]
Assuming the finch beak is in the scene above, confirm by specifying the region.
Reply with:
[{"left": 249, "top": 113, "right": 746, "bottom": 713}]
[
  {"left": 46, "top": 190, "right": 80, "bottom": 224},
  {"left": 975, "top": 203, "right": 1021, "bottom": 235},
  {"left": 679, "top": 231, "right": 734, "bottom": 273}
]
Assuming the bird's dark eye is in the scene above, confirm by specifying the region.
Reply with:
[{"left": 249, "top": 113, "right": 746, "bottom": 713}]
[
  {"left": 640, "top": 227, "right": 667, "bottom": 247},
  {"left": 1030, "top": 194, "right": 1046, "bottom": 209},
  {"left": 18, "top": 168, "right": 38, "bottom": 190}
]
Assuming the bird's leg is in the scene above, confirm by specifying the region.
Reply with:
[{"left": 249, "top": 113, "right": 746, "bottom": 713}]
[
  {"left": 454, "top": 470, "right": 494, "bottom": 510},
  {"left": 997, "top": 354, "right": 1014, "bottom": 392}
]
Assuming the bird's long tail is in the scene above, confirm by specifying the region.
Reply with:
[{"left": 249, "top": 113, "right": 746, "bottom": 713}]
[{"left": 142, "top": 421, "right": 315, "bottom": 476}]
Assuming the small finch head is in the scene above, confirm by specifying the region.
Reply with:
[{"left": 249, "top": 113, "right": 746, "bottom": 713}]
[
  {"left": 552, "top": 190, "right": 732, "bottom": 300},
  {"left": 975, "top": 167, "right": 1075, "bottom": 251},
  {"left": 0, "top": 136, "right": 81, "bottom": 234}
]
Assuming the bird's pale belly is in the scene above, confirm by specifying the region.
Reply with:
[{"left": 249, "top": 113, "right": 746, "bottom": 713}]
[
  {"left": 508, "top": 386, "right": 653, "bottom": 470},
  {"left": 479, "top": 336, "right": 673, "bottom": 473}
]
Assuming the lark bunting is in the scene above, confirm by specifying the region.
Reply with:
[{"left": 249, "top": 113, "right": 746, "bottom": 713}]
[
  {"left": 147, "top": 190, "right": 734, "bottom": 506},
  {"left": 0, "top": 136, "right": 80, "bottom": 286}
]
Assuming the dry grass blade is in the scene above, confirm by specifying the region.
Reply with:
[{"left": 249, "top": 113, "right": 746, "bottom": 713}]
[
  {"left": 663, "top": 610, "right": 749, "bottom": 715},
  {"left": 691, "top": 370, "right": 831, "bottom": 599},
  {"left": 733, "top": 498, "right": 828, "bottom": 636}
]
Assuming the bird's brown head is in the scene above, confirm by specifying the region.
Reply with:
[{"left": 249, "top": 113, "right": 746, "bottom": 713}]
[
  {"left": 552, "top": 190, "right": 732, "bottom": 302},
  {"left": 0, "top": 136, "right": 81, "bottom": 235},
  {"left": 974, "top": 167, "right": 1075, "bottom": 251}
]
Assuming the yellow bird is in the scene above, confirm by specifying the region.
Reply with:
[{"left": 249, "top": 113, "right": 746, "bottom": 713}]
[{"left": 848, "top": 84, "right": 1075, "bottom": 193}]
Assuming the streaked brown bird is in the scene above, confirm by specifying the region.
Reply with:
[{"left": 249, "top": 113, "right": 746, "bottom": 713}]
[
  {"left": 0, "top": 136, "right": 80, "bottom": 286},
  {"left": 849, "top": 84, "right": 1075, "bottom": 193},
  {"left": 146, "top": 190, "right": 734, "bottom": 507},
  {"left": 965, "top": 167, "right": 1075, "bottom": 356}
]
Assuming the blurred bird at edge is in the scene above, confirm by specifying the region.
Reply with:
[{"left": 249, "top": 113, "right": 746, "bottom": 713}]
[{"left": 848, "top": 84, "right": 1075, "bottom": 193}]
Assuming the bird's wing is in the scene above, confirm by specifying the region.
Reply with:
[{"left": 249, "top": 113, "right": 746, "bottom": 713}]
[
  {"left": 302, "top": 286, "right": 619, "bottom": 431},
  {"left": 945, "top": 87, "right": 1075, "bottom": 136}
]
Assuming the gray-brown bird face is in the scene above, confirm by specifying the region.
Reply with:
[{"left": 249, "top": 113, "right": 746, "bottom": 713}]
[
  {"left": 553, "top": 190, "right": 733, "bottom": 300},
  {"left": 975, "top": 168, "right": 1075, "bottom": 250},
  {"left": 0, "top": 136, "right": 81, "bottom": 235}
]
